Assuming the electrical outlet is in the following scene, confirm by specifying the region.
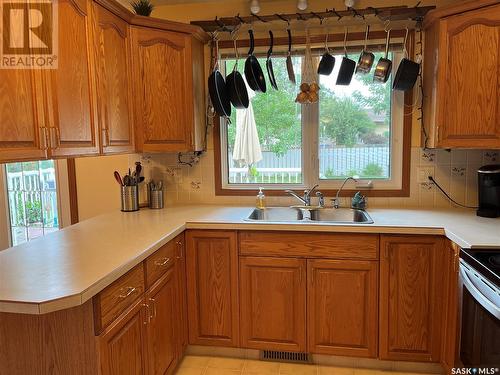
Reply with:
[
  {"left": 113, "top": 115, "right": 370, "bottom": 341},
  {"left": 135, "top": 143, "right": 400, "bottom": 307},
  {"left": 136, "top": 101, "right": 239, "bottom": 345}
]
[{"left": 417, "top": 167, "right": 435, "bottom": 183}]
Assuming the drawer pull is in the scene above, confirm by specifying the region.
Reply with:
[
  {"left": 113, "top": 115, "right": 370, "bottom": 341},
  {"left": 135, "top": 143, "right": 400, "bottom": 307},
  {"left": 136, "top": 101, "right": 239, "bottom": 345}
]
[
  {"left": 154, "top": 257, "right": 171, "bottom": 267},
  {"left": 149, "top": 298, "right": 156, "bottom": 319},
  {"left": 117, "top": 286, "right": 137, "bottom": 299}
]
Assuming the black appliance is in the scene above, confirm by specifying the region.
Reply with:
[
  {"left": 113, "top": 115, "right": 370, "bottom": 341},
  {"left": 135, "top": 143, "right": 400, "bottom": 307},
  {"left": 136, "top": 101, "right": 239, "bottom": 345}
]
[
  {"left": 459, "top": 249, "right": 500, "bottom": 366},
  {"left": 477, "top": 165, "right": 500, "bottom": 218}
]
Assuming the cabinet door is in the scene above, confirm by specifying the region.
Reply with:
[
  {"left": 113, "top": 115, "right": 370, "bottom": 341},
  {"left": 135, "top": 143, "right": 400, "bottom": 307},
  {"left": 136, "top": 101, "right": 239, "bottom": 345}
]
[
  {"left": 436, "top": 5, "right": 500, "bottom": 148},
  {"left": 379, "top": 235, "right": 445, "bottom": 362},
  {"left": 46, "top": 0, "right": 99, "bottom": 157},
  {"left": 185, "top": 230, "right": 239, "bottom": 347},
  {"left": 131, "top": 27, "right": 193, "bottom": 152},
  {"left": 92, "top": 3, "right": 134, "bottom": 154},
  {"left": 146, "top": 268, "right": 178, "bottom": 375},
  {"left": 441, "top": 241, "right": 460, "bottom": 372},
  {"left": 175, "top": 233, "right": 188, "bottom": 356},
  {"left": 307, "top": 259, "right": 378, "bottom": 358},
  {"left": 0, "top": 70, "right": 47, "bottom": 162},
  {"left": 98, "top": 298, "right": 147, "bottom": 375},
  {"left": 240, "top": 257, "right": 306, "bottom": 352}
]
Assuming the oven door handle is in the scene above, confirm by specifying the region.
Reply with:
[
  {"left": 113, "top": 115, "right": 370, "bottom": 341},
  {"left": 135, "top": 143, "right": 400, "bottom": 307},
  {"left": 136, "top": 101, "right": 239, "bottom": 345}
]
[{"left": 460, "top": 263, "right": 500, "bottom": 319}]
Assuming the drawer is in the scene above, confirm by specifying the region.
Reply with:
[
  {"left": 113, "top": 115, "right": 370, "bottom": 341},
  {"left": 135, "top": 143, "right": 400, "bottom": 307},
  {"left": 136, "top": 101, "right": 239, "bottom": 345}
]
[
  {"left": 94, "top": 264, "right": 145, "bottom": 333},
  {"left": 145, "top": 239, "right": 177, "bottom": 287},
  {"left": 239, "top": 231, "right": 379, "bottom": 260}
]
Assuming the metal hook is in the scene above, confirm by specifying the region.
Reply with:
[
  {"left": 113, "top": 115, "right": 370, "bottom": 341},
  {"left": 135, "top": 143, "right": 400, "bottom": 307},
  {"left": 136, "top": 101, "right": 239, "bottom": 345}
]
[
  {"left": 214, "top": 17, "right": 229, "bottom": 32},
  {"left": 310, "top": 11, "right": 324, "bottom": 24},
  {"left": 343, "top": 27, "right": 349, "bottom": 56},
  {"left": 235, "top": 14, "right": 246, "bottom": 25},
  {"left": 348, "top": 7, "right": 364, "bottom": 20},
  {"left": 329, "top": 8, "right": 342, "bottom": 20},
  {"left": 384, "top": 19, "right": 391, "bottom": 32},
  {"left": 275, "top": 13, "right": 290, "bottom": 26},
  {"left": 251, "top": 13, "right": 267, "bottom": 23}
]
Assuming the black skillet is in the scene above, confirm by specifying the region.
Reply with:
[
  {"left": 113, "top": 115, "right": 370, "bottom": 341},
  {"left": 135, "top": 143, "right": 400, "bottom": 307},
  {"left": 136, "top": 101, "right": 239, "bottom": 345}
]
[
  {"left": 244, "top": 29, "right": 266, "bottom": 93},
  {"left": 393, "top": 29, "right": 420, "bottom": 91},
  {"left": 226, "top": 39, "right": 249, "bottom": 109},
  {"left": 208, "top": 39, "right": 231, "bottom": 117},
  {"left": 266, "top": 30, "right": 278, "bottom": 90}
]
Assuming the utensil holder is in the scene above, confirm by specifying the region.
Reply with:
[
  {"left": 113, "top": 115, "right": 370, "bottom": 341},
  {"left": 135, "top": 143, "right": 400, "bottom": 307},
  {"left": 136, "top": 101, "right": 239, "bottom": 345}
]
[
  {"left": 121, "top": 185, "right": 139, "bottom": 212},
  {"left": 149, "top": 189, "right": 164, "bottom": 209}
]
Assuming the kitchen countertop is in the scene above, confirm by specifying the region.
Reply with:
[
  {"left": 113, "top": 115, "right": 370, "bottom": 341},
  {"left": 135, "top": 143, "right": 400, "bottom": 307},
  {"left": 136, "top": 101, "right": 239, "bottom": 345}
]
[{"left": 0, "top": 205, "right": 499, "bottom": 315}]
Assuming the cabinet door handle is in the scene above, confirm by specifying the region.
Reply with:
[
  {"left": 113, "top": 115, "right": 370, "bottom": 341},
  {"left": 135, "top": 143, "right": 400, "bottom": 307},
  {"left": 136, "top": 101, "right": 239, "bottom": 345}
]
[
  {"left": 149, "top": 298, "right": 156, "bottom": 319},
  {"left": 154, "top": 257, "right": 171, "bottom": 267},
  {"left": 142, "top": 303, "right": 150, "bottom": 325},
  {"left": 40, "top": 126, "right": 49, "bottom": 157},
  {"left": 117, "top": 286, "right": 137, "bottom": 299},
  {"left": 102, "top": 128, "right": 110, "bottom": 147},
  {"left": 49, "top": 127, "right": 60, "bottom": 149},
  {"left": 176, "top": 241, "right": 183, "bottom": 259}
]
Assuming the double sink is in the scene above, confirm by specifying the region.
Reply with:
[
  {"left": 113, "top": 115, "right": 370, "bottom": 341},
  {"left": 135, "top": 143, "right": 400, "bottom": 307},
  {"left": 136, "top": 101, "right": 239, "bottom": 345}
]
[{"left": 246, "top": 206, "right": 374, "bottom": 224}]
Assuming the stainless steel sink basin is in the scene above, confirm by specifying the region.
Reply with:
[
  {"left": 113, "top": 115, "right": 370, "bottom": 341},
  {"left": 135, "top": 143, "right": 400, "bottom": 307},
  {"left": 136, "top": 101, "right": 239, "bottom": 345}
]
[{"left": 246, "top": 207, "right": 373, "bottom": 224}]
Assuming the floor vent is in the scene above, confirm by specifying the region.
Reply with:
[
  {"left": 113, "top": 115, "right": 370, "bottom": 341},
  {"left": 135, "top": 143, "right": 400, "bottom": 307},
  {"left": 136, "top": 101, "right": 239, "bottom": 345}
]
[{"left": 260, "top": 350, "right": 311, "bottom": 364}]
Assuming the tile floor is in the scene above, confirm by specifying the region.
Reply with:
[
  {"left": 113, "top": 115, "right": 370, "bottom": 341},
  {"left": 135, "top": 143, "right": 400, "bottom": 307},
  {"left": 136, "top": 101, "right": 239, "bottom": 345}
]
[{"left": 175, "top": 356, "right": 431, "bottom": 375}]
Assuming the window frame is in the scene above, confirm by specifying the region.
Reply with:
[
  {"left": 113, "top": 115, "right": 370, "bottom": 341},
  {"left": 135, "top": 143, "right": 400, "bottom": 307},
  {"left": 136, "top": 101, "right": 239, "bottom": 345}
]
[{"left": 213, "top": 30, "right": 413, "bottom": 197}]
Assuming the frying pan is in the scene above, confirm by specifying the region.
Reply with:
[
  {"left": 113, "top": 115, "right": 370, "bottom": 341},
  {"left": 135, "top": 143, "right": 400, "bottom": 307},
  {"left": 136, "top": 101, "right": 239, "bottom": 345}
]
[
  {"left": 226, "top": 39, "right": 249, "bottom": 108},
  {"left": 244, "top": 29, "right": 266, "bottom": 93},
  {"left": 317, "top": 29, "right": 334, "bottom": 76},
  {"left": 374, "top": 29, "right": 392, "bottom": 84},
  {"left": 208, "top": 39, "right": 231, "bottom": 117},
  {"left": 266, "top": 30, "right": 278, "bottom": 90},
  {"left": 286, "top": 28, "right": 296, "bottom": 84},
  {"left": 356, "top": 25, "right": 375, "bottom": 74},
  {"left": 336, "top": 28, "right": 356, "bottom": 86},
  {"left": 393, "top": 28, "right": 420, "bottom": 91}
]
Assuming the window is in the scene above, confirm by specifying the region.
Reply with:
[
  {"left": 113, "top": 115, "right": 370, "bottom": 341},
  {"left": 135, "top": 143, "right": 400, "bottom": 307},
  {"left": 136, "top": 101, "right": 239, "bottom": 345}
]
[
  {"left": 4, "top": 160, "right": 60, "bottom": 246},
  {"left": 218, "top": 43, "right": 409, "bottom": 195}
]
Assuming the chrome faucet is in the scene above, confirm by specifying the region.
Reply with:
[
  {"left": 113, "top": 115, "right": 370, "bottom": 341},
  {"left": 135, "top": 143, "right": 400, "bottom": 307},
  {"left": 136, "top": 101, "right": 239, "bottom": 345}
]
[
  {"left": 332, "top": 176, "right": 359, "bottom": 209},
  {"left": 285, "top": 184, "right": 320, "bottom": 206}
]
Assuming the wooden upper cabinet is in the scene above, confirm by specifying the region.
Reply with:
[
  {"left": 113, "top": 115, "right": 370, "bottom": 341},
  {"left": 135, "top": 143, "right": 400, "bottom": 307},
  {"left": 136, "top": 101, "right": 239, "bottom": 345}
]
[
  {"left": 45, "top": 0, "right": 99, "bottom": 157},
  {"left": 146, "top": 269, "right": 178, "bottom": 375},
  {"left": 92, "top": 3, "right": 134, "bottom": 154},
  {"left": 307, "top": 259, "right": 378, "bottom": 358},
  {"left": 185, "top": 230, "right": 239, "bottom": 347},
  {"left": 423, "top": 2, "right": 500, "bottom": 148},
  {"left": 0, "top": 70, "right": 47, "bottom": 162},
  {"left": 240, "top": 257, "right": 306, "bottom": 352},
  {"left": 98, "top": 298, "right": 147, "bottom": 375},
  {"left": 131, "top": 27, "right": 205, "bottom": 153},
  {"left": 379, "top": 235, "right": 445, "bottom": 362}
]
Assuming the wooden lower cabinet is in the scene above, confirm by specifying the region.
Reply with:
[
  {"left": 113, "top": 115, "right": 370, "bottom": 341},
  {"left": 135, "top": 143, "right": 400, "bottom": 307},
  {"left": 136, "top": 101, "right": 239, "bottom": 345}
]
[
  {"left": 98, "top": 298, "right": 147, "bottom": 375},
  {"left": 186, "top": 230, "right": 239, "bottom": 347},
  {"left": 175, "top": 234, "right": 189, "bottom": 356},
  {"left": 239, "top": 257, "right": 306, "bottom": 352},
  {"left": 146, "top": 269, "right": 178, "bottom": 375},
  {"left": 379, "top": 235, "right": 445, "bottom": 362},
  {"left": 307, "top": 259, "right": 378, "bottom": 358}
]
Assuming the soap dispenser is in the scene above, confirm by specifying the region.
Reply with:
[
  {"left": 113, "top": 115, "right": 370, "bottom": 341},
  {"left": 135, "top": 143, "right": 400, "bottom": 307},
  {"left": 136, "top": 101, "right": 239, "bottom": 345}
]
[{"left": 256, "top": 187, "right": 266, "bottom": 209}]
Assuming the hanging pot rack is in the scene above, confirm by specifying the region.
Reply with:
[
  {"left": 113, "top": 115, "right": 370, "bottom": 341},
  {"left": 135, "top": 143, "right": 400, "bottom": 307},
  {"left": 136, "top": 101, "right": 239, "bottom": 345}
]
[{"left": 190, "top": 4, "right": 434, "bottom": 33}]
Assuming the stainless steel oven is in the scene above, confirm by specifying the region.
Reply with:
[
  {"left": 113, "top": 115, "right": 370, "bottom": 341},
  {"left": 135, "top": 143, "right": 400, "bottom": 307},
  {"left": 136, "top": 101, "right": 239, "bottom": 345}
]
[{"left": 458, "top": 249, "right": 500, "bottom": 367}]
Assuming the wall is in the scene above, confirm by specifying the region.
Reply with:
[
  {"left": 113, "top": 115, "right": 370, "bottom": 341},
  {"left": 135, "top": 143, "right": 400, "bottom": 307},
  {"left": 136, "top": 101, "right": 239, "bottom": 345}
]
[{"left": 75, "top": 154, "right": 144, "bottom": 221}]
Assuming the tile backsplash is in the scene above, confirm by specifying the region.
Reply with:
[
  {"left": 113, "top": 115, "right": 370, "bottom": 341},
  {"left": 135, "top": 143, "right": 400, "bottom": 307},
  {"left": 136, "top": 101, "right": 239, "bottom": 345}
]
[{"left": 133, "top": 147, "right": 498, "bottom": 209}]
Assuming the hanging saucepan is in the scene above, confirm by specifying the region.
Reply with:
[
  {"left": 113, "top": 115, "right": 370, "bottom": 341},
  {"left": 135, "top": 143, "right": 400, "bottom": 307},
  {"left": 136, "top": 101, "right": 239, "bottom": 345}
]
[
  {"left": 393, "top": 28, "right": 420, "bottom": 91},
  {"left": 244, "top": 29, "right": 266, "bottom": 93},
  {"left": 226, "top": 38, "right": 249, "bottom": 109},
  {"left": 317, "top": 28, "right": 335, "bottom": 76},
  {"left": 208, "top": 38, "right": 231, "bottom": 117},
  {"left": 266, "top": 30, "right": 278, "bottom": 90},
  {"left": 355, "top": 25, "right": 375, "bottom": 74},
  {"left": 336, "top": 27, "right": 356, "bottom": 86},
  {"left": 286, "top": 28, "right": 296, "bottom": 84},
  {"left": 374, "top": 28, "right": 392, "bottom": 83}
]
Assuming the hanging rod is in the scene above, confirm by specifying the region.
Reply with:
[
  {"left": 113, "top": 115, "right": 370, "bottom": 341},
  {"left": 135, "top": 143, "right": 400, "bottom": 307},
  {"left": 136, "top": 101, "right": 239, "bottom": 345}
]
[{"left": 190, "top": 5, "right": 434, "bottom": 33}]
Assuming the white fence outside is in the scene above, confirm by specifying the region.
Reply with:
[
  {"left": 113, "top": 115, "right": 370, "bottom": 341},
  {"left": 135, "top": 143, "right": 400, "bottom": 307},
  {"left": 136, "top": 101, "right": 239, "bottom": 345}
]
[{"left": 228, "top": 145, "right": 389, "bottom": 183}]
